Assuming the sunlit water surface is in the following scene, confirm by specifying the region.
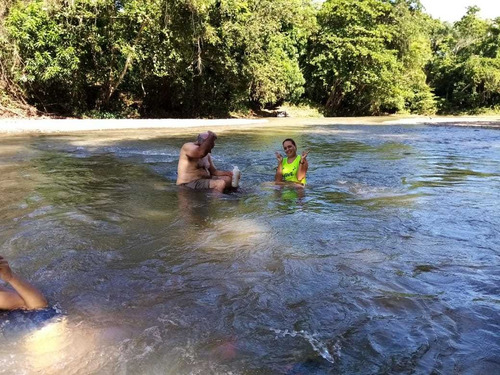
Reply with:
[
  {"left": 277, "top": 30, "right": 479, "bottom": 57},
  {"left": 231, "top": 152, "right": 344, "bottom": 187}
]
[{"left": 0, "top": 121, "right": 499, "bottom": 374}]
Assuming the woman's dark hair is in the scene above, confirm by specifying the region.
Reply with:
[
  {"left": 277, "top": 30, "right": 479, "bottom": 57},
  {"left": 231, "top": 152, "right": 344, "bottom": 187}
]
[{"left": 282, "top": 138, "right": 296, "bottom": 147}]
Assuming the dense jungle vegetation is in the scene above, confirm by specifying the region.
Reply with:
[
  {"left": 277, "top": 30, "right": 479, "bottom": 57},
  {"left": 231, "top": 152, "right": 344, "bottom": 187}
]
[{"left": 0, "top": 0, "right": 499, "bottom": 118}]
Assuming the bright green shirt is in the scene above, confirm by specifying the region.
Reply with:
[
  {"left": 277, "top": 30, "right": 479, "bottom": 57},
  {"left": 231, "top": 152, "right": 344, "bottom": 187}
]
[{"left": 282, "top": 156, "right": 306, "bottom": 184}]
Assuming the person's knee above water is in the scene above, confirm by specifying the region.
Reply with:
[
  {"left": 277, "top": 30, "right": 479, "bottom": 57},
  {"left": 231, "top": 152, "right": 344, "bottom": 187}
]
[
  {"left": 275, "top": 138, "right": 309, "bottom": 185},
  {"left": 176, "top": 130, "right": 236, "bottom": 193},
  {"left": 0, "top": 256, "right": 48, "bottom": 310}
]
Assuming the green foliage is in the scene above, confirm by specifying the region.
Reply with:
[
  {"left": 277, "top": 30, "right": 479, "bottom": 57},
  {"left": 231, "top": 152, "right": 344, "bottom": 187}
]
[
  {"left": 305, "top": 0, "right": 437, "bottom": 116},
  {"left": 198, "top": 0, "right": 316, "bottom": 112},
  {"left": 390, "top": 0, "right": 436, "bottom": 114},
  {"left": 0, "top": 0, "right": 498, "bottom": 117},
  {"left": 305, "top": 0, "right": 402, "bottom": 115},
  {"left": 6, "top": 1, "right": 82, "bottom": 112},
  {"left": 2, "top": 0, "right": 317, "bottom": 116},
  {"left": 427, "top": 7, "right": 500, "bottom": 112}
]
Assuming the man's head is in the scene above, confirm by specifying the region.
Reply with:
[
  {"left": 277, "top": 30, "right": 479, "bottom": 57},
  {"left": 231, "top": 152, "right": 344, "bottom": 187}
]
[
  {"left": 195, "top": 131, "right": 216, "bottom": 152},
  {"left": 196, "top": 132, "right": 209, "bottom": 145}
]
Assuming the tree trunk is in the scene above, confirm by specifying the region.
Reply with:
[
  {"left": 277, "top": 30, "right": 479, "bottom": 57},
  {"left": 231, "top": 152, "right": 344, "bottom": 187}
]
[
  {"left": 326, "top": 79, "right": 343, "bottom": 112},
  {"left": 103, "top": 22, "right": 146, "bottom": 106}
]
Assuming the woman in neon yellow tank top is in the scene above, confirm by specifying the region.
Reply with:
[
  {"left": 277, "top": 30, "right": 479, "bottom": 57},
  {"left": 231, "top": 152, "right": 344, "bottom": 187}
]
[{"left": 275, "top": 138, "right": 309, "bottom": 185}]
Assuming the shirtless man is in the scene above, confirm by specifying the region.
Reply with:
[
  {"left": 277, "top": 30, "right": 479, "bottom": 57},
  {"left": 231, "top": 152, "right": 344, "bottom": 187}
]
[
  {"left": 176, "top": 131, "right": 234, "bottom": 193},
  {"left": 0, "top": 256, "right": 48, "bottom": 310}
]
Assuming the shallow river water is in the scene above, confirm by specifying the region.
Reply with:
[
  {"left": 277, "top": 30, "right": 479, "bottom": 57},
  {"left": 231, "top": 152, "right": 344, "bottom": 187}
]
[{"left": 0, "top": 121, "right": 499, "bottom": 374}]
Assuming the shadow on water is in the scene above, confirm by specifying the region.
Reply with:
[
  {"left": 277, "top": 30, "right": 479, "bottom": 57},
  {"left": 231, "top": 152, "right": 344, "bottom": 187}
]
[
  {"left": 0, "top": 124, "right": 499, "bottom": 374},
  {"left": 177, "top": 187, "right": 214, "bottom": 227},
  {"left": 266, "top": 184, "right": 307, "bottom": 214},
  {"left": 409, "top": 165, "right": 499, "bottom": 189},
  {"left": 32, "top": 152, "right": 137, "bottom": 207}
]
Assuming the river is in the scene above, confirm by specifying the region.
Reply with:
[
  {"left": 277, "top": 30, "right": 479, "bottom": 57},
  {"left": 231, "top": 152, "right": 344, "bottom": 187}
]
[{"left": 0, "top": 122, "right": 499, "bottom": 374}]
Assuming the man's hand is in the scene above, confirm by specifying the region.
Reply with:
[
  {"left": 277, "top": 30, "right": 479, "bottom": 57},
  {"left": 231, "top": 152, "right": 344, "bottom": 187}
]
[
  {"left": 0, "top": 256, "right": 14, "bottom": 283},
  {"left": 275, "top": 152, "right": 283, "bottom": 164},
  {"left": 0, "top": 256, "right": 48, "bottom": 310},
  {"left": 206, "top": 131, "right": 217, "bottom": 150}
]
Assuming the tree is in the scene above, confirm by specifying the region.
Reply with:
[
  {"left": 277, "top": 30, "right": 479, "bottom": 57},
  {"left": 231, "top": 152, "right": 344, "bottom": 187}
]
[
  {"left": 190, "top": 0, "right": 317, "bottom": 114},
  {"left": 5, "top": 0, "right": 154, "bottom": 114},
  {"left": 390, "top": 0, "right": 436, "bottom": 114},
  {"left": 305, "top": 0, "right": 404, "bottom": 116},
  {"left": 3, "top": 0, "right": 317, "bottom": 117},
  {"left": 427, "top": 7, "right": 500, "bottom": 112}
]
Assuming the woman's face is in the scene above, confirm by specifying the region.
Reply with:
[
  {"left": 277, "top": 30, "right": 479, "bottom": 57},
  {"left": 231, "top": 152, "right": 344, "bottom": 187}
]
[{"left": 283, "top": 141, "right": 297, "bottom": 157}]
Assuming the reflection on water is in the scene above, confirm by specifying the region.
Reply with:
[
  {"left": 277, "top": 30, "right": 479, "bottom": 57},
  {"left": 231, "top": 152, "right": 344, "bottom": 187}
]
[
  {"left": 0, "top": 123, "right": 499, "bottom": 374},
  {"left": 22, "top": 317, "right": 98, "bottom": 374}
]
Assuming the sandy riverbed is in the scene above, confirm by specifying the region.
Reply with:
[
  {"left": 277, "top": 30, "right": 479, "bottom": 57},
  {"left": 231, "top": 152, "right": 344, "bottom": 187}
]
[{"left": 0, "top": 115, "right": 499, "bottom": 135}]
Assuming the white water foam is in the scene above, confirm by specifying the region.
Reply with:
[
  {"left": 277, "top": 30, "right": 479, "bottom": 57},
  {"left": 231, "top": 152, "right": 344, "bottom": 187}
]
[{"left": 270, "top": 328, "right": 340, "bottom": 364}]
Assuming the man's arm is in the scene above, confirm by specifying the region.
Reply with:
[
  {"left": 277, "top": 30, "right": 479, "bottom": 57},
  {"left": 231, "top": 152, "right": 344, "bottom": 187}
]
[
  {"left": 184, "top": 131, "right": 217, "bottom": 159},
  {"left": 211, "top": 169, "right": 233, "bottom": 177},
  {"left": 0, "top": 287, "right": 26, "bottom": 310},
  {"left": 208, "top": 155, "right": 233, "bottom": 177},
  {"left": 0, "top": 256, "right": 48, "bottom": 310}
]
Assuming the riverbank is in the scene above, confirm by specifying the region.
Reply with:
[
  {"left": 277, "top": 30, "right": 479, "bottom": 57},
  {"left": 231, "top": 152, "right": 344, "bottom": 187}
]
[{"left": 0, "top": 115, "right": 499, "bottom": 134}]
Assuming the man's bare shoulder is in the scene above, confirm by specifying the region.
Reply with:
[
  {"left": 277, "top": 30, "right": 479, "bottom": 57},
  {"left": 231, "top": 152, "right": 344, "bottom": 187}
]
[
  {"left": 181, "top": 142, "right": 197, "bottom": 150},
  {"left": 180, "top": 142, "right": 199, "bottom": 157}
]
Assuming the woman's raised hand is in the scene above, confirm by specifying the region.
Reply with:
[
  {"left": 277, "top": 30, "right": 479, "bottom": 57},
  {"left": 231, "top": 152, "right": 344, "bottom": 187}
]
[{"left": 275, "top": 152, "right": 283, "bottom": 163}]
